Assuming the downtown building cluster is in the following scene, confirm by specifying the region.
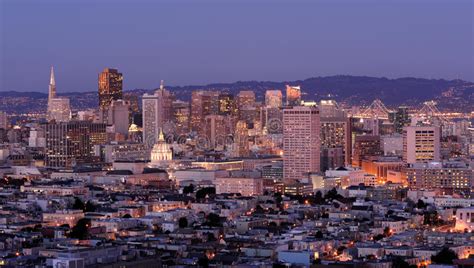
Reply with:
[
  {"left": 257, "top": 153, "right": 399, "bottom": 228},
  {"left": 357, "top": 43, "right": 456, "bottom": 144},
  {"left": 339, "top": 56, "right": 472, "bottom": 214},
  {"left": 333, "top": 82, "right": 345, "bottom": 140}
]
[{"left": 0, "top": 68, "right": 473, "bottom": 267}]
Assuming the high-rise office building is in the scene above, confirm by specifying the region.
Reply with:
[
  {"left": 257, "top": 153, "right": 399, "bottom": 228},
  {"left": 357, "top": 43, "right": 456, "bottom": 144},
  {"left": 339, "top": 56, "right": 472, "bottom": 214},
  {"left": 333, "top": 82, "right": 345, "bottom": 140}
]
[
  {"left": 352, "top": 135, "right": 382, "bottom": 167},
  {"left": 286, "top": 85, "right": 301, "bottom": 106},
  {"left": 403, "top": 125, "right": 440, "bottom": 164},
  {"left": 142, "top": 81, "right": 174, "bottom": 148},
  {"left": 237, "top": 91, "right": 256, "bottom": 109},
  {"left": 190, "top": 90, "right": 220, "bottom": 134},
  {"left": 98, "top": 68, "right": 123, "bottom": 109},
  {"left": 283, "top": 105, "right": 320, "bottom": 182},
  {"left": 0, "top": 111, "right": 8, "bottom": 129},
  {"left": 172, "top": 100, "right": 190, "bottom": 135},
  {"left": 204, "top": 115, "right": 232, "bottom": 149},
  {"left": 48, "top": 66, "right": 56, "bottom": 101},
  {"left": 319, "top": 100, "right": 351, "bottom": 171},
  {"left": 45, "top": 121, "right": 107, "bottom": 168},
  {"left": 218, "top": 92, "right": 237, "bottom": 116},
  {"left": 389, "top": 106, "right": 410, "bottom": 134},
  {"left": 234, "top": 120, "right": 250, "bottom": 157},
  {"left": 265, "top": 90, "right": 283, "bottom": 108},
  {"left": 107, "top": 100, "right": 130, "bottom": 135},
  {"left": 46, "top": 67, "right": 71, "bottom": 122}
]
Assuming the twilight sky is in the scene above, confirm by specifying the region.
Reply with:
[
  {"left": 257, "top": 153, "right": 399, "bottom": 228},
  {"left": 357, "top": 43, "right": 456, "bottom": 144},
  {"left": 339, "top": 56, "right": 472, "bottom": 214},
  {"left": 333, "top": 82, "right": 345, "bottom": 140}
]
[{"left": 1, "top": 0, "right": 473, "bottom": 93}]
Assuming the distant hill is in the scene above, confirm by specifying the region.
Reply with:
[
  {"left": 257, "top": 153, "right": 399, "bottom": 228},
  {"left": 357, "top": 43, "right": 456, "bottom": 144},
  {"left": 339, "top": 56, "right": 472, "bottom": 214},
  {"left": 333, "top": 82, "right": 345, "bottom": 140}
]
[{"left": 1, "top": 75, "right": 473, "bottom": 114}]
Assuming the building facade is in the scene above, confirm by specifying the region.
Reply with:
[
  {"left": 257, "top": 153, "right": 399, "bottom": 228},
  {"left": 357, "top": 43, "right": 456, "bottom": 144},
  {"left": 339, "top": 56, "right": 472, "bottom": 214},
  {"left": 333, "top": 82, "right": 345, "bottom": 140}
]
[{"left": 283, "top": 105, "right": 320, "bottom": 182}]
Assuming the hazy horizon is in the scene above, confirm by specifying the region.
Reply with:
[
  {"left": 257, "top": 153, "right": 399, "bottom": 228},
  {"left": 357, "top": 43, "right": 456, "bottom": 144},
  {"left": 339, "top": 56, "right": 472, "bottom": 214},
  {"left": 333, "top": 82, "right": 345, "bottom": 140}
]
[{"left": 1, "top": 0, "right": 473, "bottom": 93}]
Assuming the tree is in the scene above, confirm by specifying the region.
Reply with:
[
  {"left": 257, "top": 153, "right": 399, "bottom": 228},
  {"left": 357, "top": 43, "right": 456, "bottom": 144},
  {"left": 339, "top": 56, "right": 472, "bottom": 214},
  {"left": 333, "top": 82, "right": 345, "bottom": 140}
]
[
  {"left": 205, "top": 213, "right": 222, "bottom": 227},
  {"left": 315, "top": 230, "right": 323, "bottom": 239},
  {"left": 431, "top": 247, "right": 457, "bottom": 264},
  {"left": 198, "top": 257, "right": 209, "bottom": 268},
  {"left": 69, "top": 218, "right": 90, "bottom": 240},
  {"left": 84, "top": 201, "right": 97, "bottom": 212},
  {"left": 383, "top": 227, "right": 392, "bottom": 237},
  {"left": 417, "top": 199, "right": 427, "bottom": 209},
  {"left": 183, "top": 184, "right": 195, "bottom": 194},
  {"left": 315, "top": 191, "right": 324, "bottom": 204},
  {"left": 196, "top": 187, "right": 216, "bottom": 200},
  {"left": 72, "top": 197, "right": 85, "bottom": 210},
  {"left": 178, "top": 217, "right": 188, "bottom": 228},
  {"left": 392, "top": 257, "right": 410, "bottom": 268}
]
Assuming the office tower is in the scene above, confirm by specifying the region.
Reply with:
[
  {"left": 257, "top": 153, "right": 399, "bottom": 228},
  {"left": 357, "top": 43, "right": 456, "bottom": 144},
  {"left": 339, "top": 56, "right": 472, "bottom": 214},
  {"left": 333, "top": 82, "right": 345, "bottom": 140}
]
[
  {"left": 237, "top": 90, "right": 256, "bottom": 109},
  {"left": 389, "top": 106, "right": 410, "bottom": 133},
  {"left": 0, "top": 111, "right": 8, "bottom": 129},
  {"left": 190, "top": 90, "right": 220, "bottom": 134},
  {"left": 283, "top": 105, "right": 320, "bottom": 182},
  {"left": 319, "top": 100, "right": 346, "bottom": 118},
  {"left": 218, "top": 92, "right": 237, "bottom": 116},
  {"left": 318, "top": 100, "right": 351, "bottom": 171},
  {"left": 234, "top": 120, "right": 250, "bottom": 157},
  {"left": 265, "top": 90, "right": 283, "bottom": 108},
  {"left": 352, "top": 135, "right": 382, "bottom": 167},
  {"left": 262, "top": 107, "right": 283, "bottom": 134},
  {"left": 124, "top": 94, "right": 140, "bottom": 114},
  {"left": 286, "top": 85, "right": 301, "bottom": 106},
  {"left": 29, "top": 128, "right": 46, "bottom": 148},
  {"left": 45, "top": 121, "right": 107, "bottom": 168},
  {"left": 48, "top": 66, "right": 56, "bottom": 101},
  {"left": 172, "top": 100, "right": 190, "bottom": 135},
  {"left": 403, "top": 125, "right": 440, "bottom": 164},
  {"left": 204, "top": 115, "right": 232, "bottom": 149},
  {"left": 142, "top": 81, "right": 174, "bottom": 148},
  {"left": 107, "top": 100, "right": 130, "bottom": 135},
  {"left": 46, "top": 67, "right": 71, "bottom": 122},
  {"left": 98, "top": 68, "right": 123, "bottom": 109}
]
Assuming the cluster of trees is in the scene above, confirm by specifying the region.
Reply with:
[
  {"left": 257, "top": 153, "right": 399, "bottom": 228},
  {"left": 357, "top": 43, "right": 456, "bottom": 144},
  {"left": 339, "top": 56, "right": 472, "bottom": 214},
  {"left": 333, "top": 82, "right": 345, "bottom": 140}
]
[{"left": 71, "top": 197, "right": 97, "bottom": 212}]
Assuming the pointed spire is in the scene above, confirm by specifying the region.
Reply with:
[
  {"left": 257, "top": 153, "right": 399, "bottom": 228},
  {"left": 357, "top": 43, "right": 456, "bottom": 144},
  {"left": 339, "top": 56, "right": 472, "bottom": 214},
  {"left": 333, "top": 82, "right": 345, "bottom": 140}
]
[
  {"left": 160, "top": 80, "right": 164, "bottom": 91},
  {"left": 50, "top": 66, "right": 55, "bottom": 86},
  {"left": 158, "top": 128, "right": 165, "bottom": 141},
  {"left": 48, "top": 66, "right": 57, "bottom": 100}
]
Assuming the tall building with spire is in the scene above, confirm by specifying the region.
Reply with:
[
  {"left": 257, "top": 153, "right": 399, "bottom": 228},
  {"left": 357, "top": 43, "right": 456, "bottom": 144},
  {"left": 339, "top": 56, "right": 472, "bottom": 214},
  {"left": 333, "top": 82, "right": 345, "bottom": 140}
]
[
  {"left": 142, "top": 80, "right": 174, "bottom": 148},
  {"left": 46, "top": 67, "right": 71, "bottom": 122},
  {"left": 48, "top": 66, "right": 56, "bottom": 101}
]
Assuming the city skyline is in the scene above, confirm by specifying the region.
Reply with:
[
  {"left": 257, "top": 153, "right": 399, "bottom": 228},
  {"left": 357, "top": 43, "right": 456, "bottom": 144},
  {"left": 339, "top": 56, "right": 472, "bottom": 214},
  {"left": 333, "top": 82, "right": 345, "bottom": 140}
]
[{"left": 1, "top": 0, "right": 473, "bottom": 92}]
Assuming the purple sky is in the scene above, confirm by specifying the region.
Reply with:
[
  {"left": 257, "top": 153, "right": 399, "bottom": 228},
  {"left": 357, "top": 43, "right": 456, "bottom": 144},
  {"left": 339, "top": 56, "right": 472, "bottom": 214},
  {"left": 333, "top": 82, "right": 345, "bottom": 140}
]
[{"left": 1, "top": 0, "right": 473, "bottom": 93}]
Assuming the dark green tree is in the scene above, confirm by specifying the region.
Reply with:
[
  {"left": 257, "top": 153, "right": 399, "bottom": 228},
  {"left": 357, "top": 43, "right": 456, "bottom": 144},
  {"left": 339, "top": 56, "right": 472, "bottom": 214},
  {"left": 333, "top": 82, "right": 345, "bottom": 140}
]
[
  {"left": 69, "top": 218, "right": 90, "bottom": 240},
  {"left": 72, "top": 197, "right": 85, "bottom": 210},
  {"left": 178, "top": 217, "right": 188, "bottom": 228},
  {"left": 183, "top": 184, "right": 195, "bottom": 194},
  {"left": 431, "top": 247, "right": 457, "bottom": 264},
  {"left": 392, "top": 257, "right": 410, "bottom": 268}
]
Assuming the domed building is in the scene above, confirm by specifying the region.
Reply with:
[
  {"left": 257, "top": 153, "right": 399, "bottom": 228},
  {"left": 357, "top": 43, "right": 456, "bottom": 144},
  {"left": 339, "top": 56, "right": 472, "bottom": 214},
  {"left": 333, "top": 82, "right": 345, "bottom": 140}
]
[{"left": 150, "top": 129, "right": 172, "bottom": 167}]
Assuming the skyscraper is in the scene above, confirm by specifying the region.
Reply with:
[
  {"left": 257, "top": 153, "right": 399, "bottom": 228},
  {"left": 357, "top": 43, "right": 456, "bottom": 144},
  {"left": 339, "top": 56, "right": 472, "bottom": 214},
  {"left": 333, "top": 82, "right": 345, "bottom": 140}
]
[
  {"left": 389, "top": 106, "right": 410, "bottom": 134},
  {"left": 46, "top": 67, "right": 71, "bottom": 122},
  {"left": 286, "top": 85, "right": 301, "bottom": 106},
  {"left": 45, "top": 121, "right": 107, "bottom": 168},
  {"left": 352, "top": 135, "right": 382, "bottom": 167},
  {"left": 190, "top": 90, "right": 220, "bottom": 134},
  {"left": 237, "top": 90, "right": 256, "bottom": 109},
  {"left": 265, "top": 90, "right": 283, "bottom": 108},
  {"left": 283, "top": 105, "right": 321, "bottom": 182},
  {"left": 107, "top": 100, "right": 130, "bottom": 136},
  {"left": 48, "top": 66, "right": 56, "bottom": 101},
  {"left": 142, "top": 81, "right": 174, "bottom": 148},
  {"left": 98, "top": 68, "right": 123, "bottom": 109},
  {"left": 0, "top": 111, "right": 8, "bottom": 129},
  {"left": 403, "top": 125, "right": 440, "bottom": 164}
]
